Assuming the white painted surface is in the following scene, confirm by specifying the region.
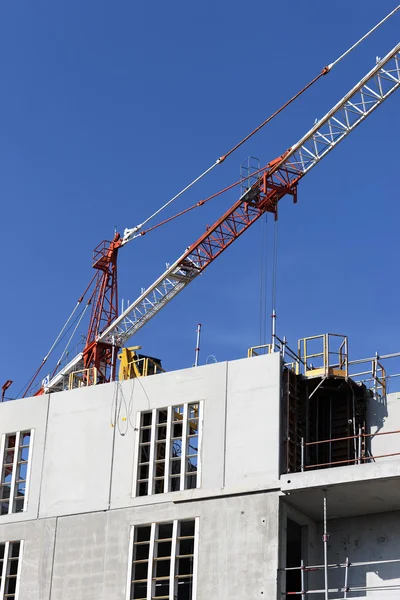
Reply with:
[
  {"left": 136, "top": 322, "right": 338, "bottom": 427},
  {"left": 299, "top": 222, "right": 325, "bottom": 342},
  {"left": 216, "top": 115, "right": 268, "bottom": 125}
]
[
  {"left": 39, "top": 384, "right": 115, "bottom": 517},
  {"left": 0, "top": 394, "right": 48, "bottom": 523}
]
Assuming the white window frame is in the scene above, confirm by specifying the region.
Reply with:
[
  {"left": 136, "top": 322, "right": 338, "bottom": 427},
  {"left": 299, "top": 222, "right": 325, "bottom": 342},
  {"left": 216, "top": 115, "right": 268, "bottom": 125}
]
[
  {"left": 133, "top": 402, "right": 202, "bottom": 498},
  {"left": 0, "top": 539, "right": 24, "bottom": 600},
  {"left": 0, "top": 430, "right": 34, "bottom": 515},
  {"left": 126, "top": 518, "right": 199, "bottom": 600}
]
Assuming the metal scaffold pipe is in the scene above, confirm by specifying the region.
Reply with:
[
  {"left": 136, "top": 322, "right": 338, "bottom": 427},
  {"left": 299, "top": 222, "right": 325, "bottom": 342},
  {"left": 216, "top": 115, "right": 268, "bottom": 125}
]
[
  {"left": 194, "top": 324, "right": 202, "bottom": 367},
  {"left": 323, "top": 490, "right": 329, "bottom": 600}
]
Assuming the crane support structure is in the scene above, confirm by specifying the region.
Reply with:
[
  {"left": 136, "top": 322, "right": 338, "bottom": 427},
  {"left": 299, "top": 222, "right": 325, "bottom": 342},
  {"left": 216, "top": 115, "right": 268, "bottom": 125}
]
[
  {"left": 99, "top": 43, "right": 400, "bottom": 348},
  {"left": 43, "top": 42, "right": 400, "bottom": 392}
]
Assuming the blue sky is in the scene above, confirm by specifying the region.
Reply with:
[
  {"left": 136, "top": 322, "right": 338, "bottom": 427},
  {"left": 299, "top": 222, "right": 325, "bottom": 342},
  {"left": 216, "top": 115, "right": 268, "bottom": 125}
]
[{"left": 1, "top": 1, "right": 399, "bottom": 397}]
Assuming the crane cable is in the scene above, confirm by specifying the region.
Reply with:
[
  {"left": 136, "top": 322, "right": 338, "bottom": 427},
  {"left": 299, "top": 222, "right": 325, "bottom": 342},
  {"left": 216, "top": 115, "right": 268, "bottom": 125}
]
[
  {"left": 50, "top": 302, "right": 91, "bottom": 378},
  {"left": 136, "top": 162, "right": 272, "bottom": 238},
  {"left": 122, "top": 4, "right": 400, "bottom": 244},
  {"left": 19, "top": 272, "right": 97, "bottom": 398},
  {"left": 259, "top": 214, "right": 268, "bottom": 347}
]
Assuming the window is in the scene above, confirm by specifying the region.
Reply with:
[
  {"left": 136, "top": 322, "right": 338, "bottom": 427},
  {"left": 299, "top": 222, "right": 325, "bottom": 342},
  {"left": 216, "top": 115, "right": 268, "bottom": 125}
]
[
  {"left": 136, "top": 404, "right": 201, "bottom": 497},
  {"left": 0, "top": 541, "right": 23, "bottom": 599},
  {"left": 129, "top": 519, "right": 198, "bottom": 600},
  {"left": 0, "top": 431, "right": 32, "bottom": 515}
]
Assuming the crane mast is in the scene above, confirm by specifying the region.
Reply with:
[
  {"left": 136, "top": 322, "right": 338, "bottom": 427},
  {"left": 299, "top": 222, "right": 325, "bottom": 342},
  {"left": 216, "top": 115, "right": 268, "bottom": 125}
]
[{"left": 44, "top": 42, "right": 400, "bottom": 393}]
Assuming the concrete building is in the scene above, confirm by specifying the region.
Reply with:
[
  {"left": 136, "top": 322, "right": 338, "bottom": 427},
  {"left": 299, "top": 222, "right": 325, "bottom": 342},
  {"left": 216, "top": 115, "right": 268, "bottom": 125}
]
[{"left": 1, "top": 334, "right": 400, "bottom": 599}]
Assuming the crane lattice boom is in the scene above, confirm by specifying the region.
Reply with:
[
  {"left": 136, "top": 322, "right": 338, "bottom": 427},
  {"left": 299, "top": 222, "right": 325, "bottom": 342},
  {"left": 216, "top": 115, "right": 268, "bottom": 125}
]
[
  {"left": 99, "top": 43, "right": 400, "bottom": 347},
  {"left": 44, "top": 42, "right": 400, "bottom": 392}
]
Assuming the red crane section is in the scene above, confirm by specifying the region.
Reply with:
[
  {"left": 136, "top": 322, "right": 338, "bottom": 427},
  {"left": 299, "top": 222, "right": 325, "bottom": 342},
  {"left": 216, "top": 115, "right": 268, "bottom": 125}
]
[
  {"left": 183, "top": 153, "right": 299, "bottom": 271},
  {"left": 82, "top": 232, "right": 122, "bottom": 384}
]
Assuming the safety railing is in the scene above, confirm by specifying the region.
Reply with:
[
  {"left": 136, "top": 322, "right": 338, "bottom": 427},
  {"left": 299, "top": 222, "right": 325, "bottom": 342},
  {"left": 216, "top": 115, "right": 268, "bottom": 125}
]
[
  {"left": 282, "top": 557, "right": 400, "bottom": 597},
  {"left": 348, "top": 352, "right": 400, "bottom": 399},
  {"left": 68, "top": 367, "right": 97, "bottom": 390},
  {"left": 300, "top": 428, "right": 400, "bottom": 471},
  {"left": 298, "top": 334, "right": 348, "bottom": 379},
  {"left": 248, "top": 337, "right": 304, "bottom": 374},
  {"left": 247, "top": 344, "right": 273, "bottom": 357}
]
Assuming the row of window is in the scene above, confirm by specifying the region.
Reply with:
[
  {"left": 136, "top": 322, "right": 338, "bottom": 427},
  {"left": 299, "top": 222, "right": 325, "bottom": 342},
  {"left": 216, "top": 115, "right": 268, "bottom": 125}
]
[
  {"left": 0, "top": 519, "right": 197, "bottom": 600},
  {"left": 129, "top": 519, "right": 198, "bottom": 600},
  {"left": 0, "top": 432, "right": 31, "bottom": 516},
  {"left": 135, "top": 403, "right": 201, "bottom": 497},
  {"left": 0, "top": 402, "right": 202, "bottom": 517},
  {"left": 0, "top": 541, "right": 22, "bottom": 600}
]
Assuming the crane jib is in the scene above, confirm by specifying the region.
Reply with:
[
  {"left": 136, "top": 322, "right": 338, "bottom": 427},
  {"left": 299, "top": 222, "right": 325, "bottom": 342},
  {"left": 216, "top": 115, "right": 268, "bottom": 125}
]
[
  {"left": 98, "top": 44, "right": 400, "bottom": 348},
  {"left": 43, "top": 43, "right": 400, "bottom": 391}
]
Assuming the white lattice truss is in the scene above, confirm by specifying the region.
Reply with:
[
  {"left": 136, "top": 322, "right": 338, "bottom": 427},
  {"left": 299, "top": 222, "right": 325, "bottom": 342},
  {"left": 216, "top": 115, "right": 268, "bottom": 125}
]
[
  {"left": 46, "top": 43, "right": 400, "bottom": 389},
  {"left": 100, "top": 43, "right": 400, "bottom": 347}
]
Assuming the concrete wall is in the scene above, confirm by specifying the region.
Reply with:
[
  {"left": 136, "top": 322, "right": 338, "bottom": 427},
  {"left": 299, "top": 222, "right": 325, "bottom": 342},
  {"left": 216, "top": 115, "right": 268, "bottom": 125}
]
[
  {"left": 368, "top": 391, "right": 400, "bottom": 461},
  {"left": 309, "top": 511, "right": 400, "bottom": 599},
  {"left": 0, "top": 517, "right": 56, "bottom": 600},
  {"left": 280, "top": 502, "right": 400, "bottom": 599},
  {"left": 0, "top": 394, "right": 49, "bottom": 523},
  {"left": 110, "top": 359, "right": 229, "bottom": 509},
  {"left": 39, "top": 383, "right": 115, "bottom": 518},
  {"left": 50, "top": 492, "right": 279, "bottom": 600},
  {"left": 3, "top": 353, "right": 400, "bottom": 599}
]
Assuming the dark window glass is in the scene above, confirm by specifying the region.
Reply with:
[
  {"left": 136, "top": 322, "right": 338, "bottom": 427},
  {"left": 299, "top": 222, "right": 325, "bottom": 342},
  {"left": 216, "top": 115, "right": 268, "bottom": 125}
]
[
  {"left": 154, "top": 582, "right": 169, "bottom": 597},
  {"left": 180, "top": 520, "right": 195, "bottom": 537},
  {"left": 158, "top": 410, "right": 168, "bottom": 424},
  {"left": 158, "top": 523, "right": 173, "bottom": 539},
  {"left": 137, "top": 481, "right": 148, "bottom": 497},
  {"left": 135, "top": 526, "right": 151, "bottom": 543},
  {"left": 134, "top": 544, "right": 150, "bottom": 562},
  {"left": 141, "top": 412, "right": 152, "bottom": 427},
  {"left": 154, "top": 479, "right": 164, "bottom": 494},
  {"left": 156, "top": 541, "right": 171, "bottom": 557},
  {"left": 177, "top": 578, "right": 192, "bottom": 600},
  {"left": 132, "top": 581, "right": 147, "bottom": 599}
]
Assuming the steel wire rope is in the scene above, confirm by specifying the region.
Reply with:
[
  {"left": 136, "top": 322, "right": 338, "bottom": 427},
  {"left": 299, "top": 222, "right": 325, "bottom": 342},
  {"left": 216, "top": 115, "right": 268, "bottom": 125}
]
[
  {"left": 259, "top": 214, "right": 268, "bottom": 347},
  {"left": 137, "top": 164, "right": 271, "bottom": 237},
  {"left": 22, "top": 302, "right": 90, "bottom": 397},
  {"left": 51, "top": 302, "right": 90, "bottom": 375},
  {"left": 271, "top": 220, "right": 279, "bottom": 347},
  {"left": 121, "top": 6, "right": 399, "bottom": 244},
  {"left": 19, "top": 294, "right": 94, "bottom": 398}
]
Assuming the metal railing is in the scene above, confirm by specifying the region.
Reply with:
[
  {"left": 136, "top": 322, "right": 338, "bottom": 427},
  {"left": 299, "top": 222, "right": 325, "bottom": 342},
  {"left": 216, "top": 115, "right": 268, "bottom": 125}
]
[
  {"left": 298, "top": 334, "right": 348, "bottom": 379},
  {"left": 248, "top": 333, "right": 400, "bottom": 398},
  {"left": 282, "top": 557, "right": 400, "bottom": 597},
  {"left": 248, "top": 336, "right": 305, "bottom": 374},
  {"left": 68, "top": 367, "right": 97, "bottom": 390},
  {"left": 300, "top": 428, "right": 400, "bottom": 471}
]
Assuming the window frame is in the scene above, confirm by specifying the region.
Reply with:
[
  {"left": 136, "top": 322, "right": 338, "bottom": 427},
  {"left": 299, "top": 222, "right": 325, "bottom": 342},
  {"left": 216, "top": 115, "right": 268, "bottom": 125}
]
[
  {"left": 0, "top": 539, "right": 24, "bottom": 600},
  {"left": 133, "top": 403, "right": 202, "bottom": 498},
  {"left": 126, "top": 518, "right": 199, "bottom": 600},
  {"left": 0, "top": 431, "right": 33, "bottom": 516}
]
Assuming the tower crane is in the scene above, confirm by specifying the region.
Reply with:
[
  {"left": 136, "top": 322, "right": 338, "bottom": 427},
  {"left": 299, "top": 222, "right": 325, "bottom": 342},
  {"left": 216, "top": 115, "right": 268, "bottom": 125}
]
[{"left": 25, "top": 41, "right": 400, "bottom": 396}]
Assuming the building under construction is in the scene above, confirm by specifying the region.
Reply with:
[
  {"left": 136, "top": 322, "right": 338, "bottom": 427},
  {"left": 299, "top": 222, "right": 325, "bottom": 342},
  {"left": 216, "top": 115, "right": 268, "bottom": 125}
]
[
  {"left": 2, "top": 334, "right": 400, "bottom": 599},
  {"left": 1, "top": 14, "right": 400, "bottom": 600}
]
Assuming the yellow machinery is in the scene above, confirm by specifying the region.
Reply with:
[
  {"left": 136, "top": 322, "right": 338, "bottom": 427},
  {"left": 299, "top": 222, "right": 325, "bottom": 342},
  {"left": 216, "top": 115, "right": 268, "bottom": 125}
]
[{"left": 118, "top": 346, "right": 164, "bottom": 381}]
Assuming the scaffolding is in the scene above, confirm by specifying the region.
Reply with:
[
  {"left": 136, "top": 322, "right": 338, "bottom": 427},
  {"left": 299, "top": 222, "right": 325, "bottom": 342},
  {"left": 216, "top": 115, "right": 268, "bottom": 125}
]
[
  {"left": 300, "top": 428, "right": 400, "bottom": 471},
  {"left": 282, "top": 490, "right": 400, "bottom": 598},
  {"left": 282, "top": 557, "right": 400, "bottom": 597},
  {"left": 248, "top": 333, "right": 400, "bottom": 398}
]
